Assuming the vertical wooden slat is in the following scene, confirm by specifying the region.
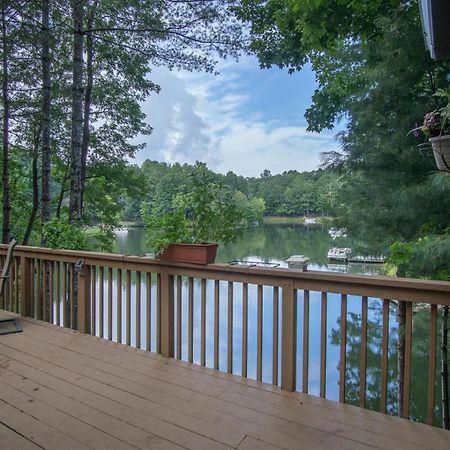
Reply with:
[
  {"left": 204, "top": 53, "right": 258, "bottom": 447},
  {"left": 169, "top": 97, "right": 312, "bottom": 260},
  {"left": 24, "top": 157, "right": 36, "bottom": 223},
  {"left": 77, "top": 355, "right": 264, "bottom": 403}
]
[
  {"left": 302, "top": 290, "right": 310, "bottom": 394},
  {"left": 160, "top": 271, "right": 174, "bottom": 358},
  {"left": 339, "top": 294, "right": 347, "bottom": 403},
  {"left": 380, "top": 299, "right": 390, "bottom": 414},
  {"left": 91, "top": 266, "right": 96, "bottom": 335},
  {"left": 320, "top": 291, "right": 327, "bottom": 398},
  {"left": 359, "top": 296, "right": 368, "bottom": 408},
  {"left": 427, "top": 304, "right": 438, "bottom": 426},
  {"left": 227, "top": 281, "right": 233, "bottom": 374},
  {"left": 281, "top": 281, "right": 297, "bottom": 392},
  {"left": 156, "top": 273, "right": 161, "bottom": 353},
  {"left": 14, "top": 258, "right": 19, "bottom": 313},
  {"left": 62, "top": 262, "right": 67, "bottom": 327},
  {"left": 56, "top": 262, "right": 61, "bottom": 326},
  {"left": 126, "top": 269, "right": 131, "bottom": 346},
  {"left": 49, "top": 261, "right": 54, "bottom": 324},
  {"left": 69, "top": 264, "right": 75, "bottom": 329},
  {"left": 77, "top": 264, "right": 91, "bottom": 334},
  {"left": 145, "top": 272, "right": 151, "bottom": 351},
  {"left": 20, "top": 257, "right": 33, "bottom": 318},
  {"left": 9, "top": 257, "right": 14, "bottom": 312},
  {"left": 188, "top": 277, "right": 194, "bottom": 363},
  {"left": 257, "top": 284, "right": 263, "bottom": 381},
  {"left": 117, "top": 269, "right": 122, "bottom": 343},
  {"left": 99, "top": 266, "right": 104, "bottom": 338},
  {"left": 272, "top": 286, "right": 279, "bottom": 385},
  {"left": 36, "top": 259, "right": 42, "bottom": 320},
  {"left": 136, "top": 271, "right": 141, "bottom": 348},
  {"left": 214, "top": 280, "right": 220, "bottom": 370},
  {"left": 42, "top": 261, "right": 47, "bottom": 322},
  {"left": 242, "top": 282, "right": 248, "bottom": 378},
  {"left": 108, "top": 267, "right": 113, "bottom": 340},
  {"left": 200, "top": 278, "right": 206, "bottom": 366},
  {"left": 176, "top": 276, "right": 182, "bottom": 359},
  {"left": 402, "top": 301, "right": 413, "bottom": 419}
]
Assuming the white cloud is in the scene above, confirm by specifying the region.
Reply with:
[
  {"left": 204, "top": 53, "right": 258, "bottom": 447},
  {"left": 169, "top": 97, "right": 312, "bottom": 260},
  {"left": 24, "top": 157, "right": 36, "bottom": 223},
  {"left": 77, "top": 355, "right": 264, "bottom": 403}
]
[{"left": 133, "top": 58, "right": 340, "bottom": 176}]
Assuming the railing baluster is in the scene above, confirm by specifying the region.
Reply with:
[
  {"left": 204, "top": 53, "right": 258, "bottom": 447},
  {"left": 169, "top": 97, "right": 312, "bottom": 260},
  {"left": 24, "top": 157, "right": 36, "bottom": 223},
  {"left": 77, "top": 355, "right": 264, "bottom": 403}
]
[
  {"left": 126, "top": 269, "right": 131, "bottom": 346},
  {"left": 136, "top": 271, "right": 141, "bottom": 348},
  {"left": 91, "top": 266, "right": 96, "bottom": 335},
  {"left": 227, "top": 281, "right": 233, "bottom": 374},
  {"left": 99, "top": 266, "right": 104, "bottom": 337},
  {"left": 62, "top": 262, "right": 67, "bottom": 327},
  {"left": 56, "top": 261, "right": 61, "bottom": 326},
  {"left": 14, "top": 258, "right": 19, "bottom": 313},
  {"left": 427, "top": 304, "right": 438, "bottom": 426},
  {"left": 36, "top": 259, "right": 42, "bottom": 320},
  {"left": 302, "top": 290, "right": 310, "bottom": 394},
  {"left": 272, "top": 286, "right": 279, "bottom": 385},
  {"left": 70, "top": 264, "right": 75, "bottom": 329},
  {"left": 176, "top": 276, "right": 182, "bottom": 359},
  {"left": 108, "top": 267, "right": 113, "bottom": 340},
  {"left": 188, "top": 277, "right": 194, "bottom": 363},
  {"left": 20, "top": 257, "right": 33, "bottom": 318},
  {"left": 117, "top": 269, "right": 122, "bottom": 343},
  {"left": 156, "top": 273, "right": 161, "bottom": 353},
  {"left": 201, "top": 278, "right": 206, "bottom": 366},
  {"left": 214, "top": 279, "right": 219, "bottom": 370},
  {"left": 281, "top": 281, "right": 297, "bottom": 392},
  {"left": 42, "top": 261, "right": 47, "bottom": 322},
  {"left": 320, "top": 291, "right": 327, "bottom": 398},
  {"left": 242, "top": 282, "right": 248, "bottom": 378},
  {"left": 49, "top": 261, "right": 54, "bottom": 324},
  {"left": 339, "top": 293, "right": 347, "bottom": 403},
  {"left": 380, "top": 298, "right": 390, "bottom": 414},
  {"left": 360, "top": 295, "right": 368, "bottom": 408},
  {"left": 146, "top": 272, "right": 151, "bottom": 351},
  {"left": 257, "top": 284, "right": 263, "bottom": 381},
  {"left": 160, "top": 271, "right": 174, "bottom": 358},
  {"left": 403, "top": 301, "right": 413, "bottom": 419}
]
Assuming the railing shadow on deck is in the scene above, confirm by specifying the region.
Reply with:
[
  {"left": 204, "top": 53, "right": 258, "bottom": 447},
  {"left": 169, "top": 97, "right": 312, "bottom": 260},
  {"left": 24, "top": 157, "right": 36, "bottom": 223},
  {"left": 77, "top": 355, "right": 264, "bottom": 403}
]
[{"left": 1, "top": 244, "right": 450, "bottom": 428}]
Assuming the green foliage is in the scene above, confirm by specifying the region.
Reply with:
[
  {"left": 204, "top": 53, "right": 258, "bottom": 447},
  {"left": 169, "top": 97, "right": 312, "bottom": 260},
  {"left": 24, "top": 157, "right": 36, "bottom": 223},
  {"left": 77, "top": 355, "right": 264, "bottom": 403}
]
[
  {"left": 42, "top": 218, "right": 88, "bottom": 250},
  {"left": 143, "top": 163, "right": 245, "bottom": 253}
]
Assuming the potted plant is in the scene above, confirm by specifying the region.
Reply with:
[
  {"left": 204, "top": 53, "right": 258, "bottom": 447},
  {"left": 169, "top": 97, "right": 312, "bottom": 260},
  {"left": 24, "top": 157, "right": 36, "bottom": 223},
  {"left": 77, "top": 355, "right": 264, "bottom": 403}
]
[
  {"left": 143, "top": 165, "right": 244, "bottom": 264},
  {"left": 411, "top": 88, "right": 450, "bottom": 171}
]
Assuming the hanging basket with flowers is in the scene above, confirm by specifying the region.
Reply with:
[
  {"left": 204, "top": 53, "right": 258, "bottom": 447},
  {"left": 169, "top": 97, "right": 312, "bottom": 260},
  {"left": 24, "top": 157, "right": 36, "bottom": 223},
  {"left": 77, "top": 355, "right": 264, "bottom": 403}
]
[{"left": 410, "top": 88, "right": 450, "bottom": 171}]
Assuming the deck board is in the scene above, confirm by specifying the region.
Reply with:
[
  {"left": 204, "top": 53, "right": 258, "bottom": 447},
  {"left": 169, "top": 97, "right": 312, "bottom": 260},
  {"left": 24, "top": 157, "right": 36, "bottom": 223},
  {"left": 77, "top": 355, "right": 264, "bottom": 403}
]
[{"left": 0, "top": 311, "right": 449, "bottom": 450}]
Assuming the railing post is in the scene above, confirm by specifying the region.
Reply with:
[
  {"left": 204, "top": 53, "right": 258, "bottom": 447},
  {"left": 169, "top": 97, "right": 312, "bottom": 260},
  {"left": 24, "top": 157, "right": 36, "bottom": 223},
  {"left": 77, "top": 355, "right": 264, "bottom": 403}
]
[
  {"left": 160, "top": 271, "right": 174, "bottom": 358},
  {"left": 20, "top": 256, "right": 33, "bottom": 317},
  {"left": 76, "top": 261, "right": 91, "bottom": 334},
  {"left": 281, "top": 280, "right": 297, "bottom": 391}
]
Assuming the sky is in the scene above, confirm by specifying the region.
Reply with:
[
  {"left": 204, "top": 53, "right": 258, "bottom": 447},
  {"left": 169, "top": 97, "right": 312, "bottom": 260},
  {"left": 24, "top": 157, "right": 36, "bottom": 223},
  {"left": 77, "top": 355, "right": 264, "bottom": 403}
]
[{"left": 134, "top": 56, "right": 341, "bottom": 177}]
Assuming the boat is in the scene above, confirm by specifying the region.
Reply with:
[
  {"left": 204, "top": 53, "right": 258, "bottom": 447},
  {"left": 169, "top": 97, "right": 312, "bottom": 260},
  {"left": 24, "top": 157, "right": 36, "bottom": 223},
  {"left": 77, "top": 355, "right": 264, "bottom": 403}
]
[
  {"left": 328, "top": 227, "right": 347, "bottom": 239},
  {"left": 327, "top": 247, "right": 352, "bottom": 262},
  {"left": 304, "top": 217, "right": 316, "bottom": 224}
]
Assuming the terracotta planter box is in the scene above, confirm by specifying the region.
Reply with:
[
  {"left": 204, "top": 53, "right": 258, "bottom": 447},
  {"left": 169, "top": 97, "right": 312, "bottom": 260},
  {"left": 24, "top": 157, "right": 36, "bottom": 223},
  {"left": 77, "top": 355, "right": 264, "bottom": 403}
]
[
  {"left": 430, "top": 135, "right": 450, "bottom": 171},
  {"left": 159, "top": 243, "right": 218, "bottom": 264}
]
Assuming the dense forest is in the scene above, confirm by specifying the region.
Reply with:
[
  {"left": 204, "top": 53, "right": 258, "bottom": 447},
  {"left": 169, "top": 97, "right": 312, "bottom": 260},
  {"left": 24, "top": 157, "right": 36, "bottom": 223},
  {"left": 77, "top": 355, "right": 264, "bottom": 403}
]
[
  {"left": 0, "top": 0, "right": 449, "bottom": 275},
  {"left": 120, "top": 160, "right": 338, "bottom": 225}
]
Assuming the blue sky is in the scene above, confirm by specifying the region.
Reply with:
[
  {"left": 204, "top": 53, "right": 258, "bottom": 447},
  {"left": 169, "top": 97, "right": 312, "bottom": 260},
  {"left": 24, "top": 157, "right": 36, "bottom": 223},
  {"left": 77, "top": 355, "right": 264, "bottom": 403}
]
[{"left": 134, "top": 56, "right": 340, "bottom": 177}]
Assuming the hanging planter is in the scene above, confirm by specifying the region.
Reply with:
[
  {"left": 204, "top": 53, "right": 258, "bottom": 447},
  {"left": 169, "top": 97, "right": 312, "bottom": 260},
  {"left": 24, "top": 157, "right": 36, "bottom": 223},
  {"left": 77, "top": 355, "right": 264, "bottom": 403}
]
[{"left": 430, "top": 135, "right": 450, "bottom": 171}]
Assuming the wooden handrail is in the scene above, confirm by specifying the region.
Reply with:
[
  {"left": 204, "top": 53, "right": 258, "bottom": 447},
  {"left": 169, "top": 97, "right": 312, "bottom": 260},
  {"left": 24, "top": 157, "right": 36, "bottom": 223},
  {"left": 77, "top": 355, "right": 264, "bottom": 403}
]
[{"left": 1, "top": 244, "right": 449, "bottom": 305}]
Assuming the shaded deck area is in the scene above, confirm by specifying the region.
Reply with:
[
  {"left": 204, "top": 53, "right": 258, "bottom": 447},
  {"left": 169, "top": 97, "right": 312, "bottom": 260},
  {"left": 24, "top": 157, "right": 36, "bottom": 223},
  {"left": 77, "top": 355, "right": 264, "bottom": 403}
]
[{"left": 0, "top": 310, "right": 449, "bottom": 450}]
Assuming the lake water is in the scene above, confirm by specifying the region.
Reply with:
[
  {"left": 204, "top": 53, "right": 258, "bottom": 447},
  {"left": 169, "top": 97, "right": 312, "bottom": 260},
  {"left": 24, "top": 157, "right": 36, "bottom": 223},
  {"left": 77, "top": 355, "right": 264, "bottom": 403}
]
[{"left": 106, "top": 223, "right": 437, "bottom": 424}]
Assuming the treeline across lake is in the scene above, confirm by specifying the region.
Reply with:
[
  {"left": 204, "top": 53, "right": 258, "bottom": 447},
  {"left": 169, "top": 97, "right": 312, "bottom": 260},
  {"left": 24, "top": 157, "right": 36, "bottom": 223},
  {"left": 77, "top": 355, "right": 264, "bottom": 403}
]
[{"left": 121, "top": 160, "right": 339, "bottom": 225}]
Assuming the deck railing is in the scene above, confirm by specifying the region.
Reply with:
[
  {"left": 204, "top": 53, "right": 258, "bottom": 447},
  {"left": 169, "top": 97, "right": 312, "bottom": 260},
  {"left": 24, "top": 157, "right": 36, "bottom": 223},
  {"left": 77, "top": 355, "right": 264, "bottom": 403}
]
[{"left": 1, "top": 244, "right": 450, "bottom": 426}]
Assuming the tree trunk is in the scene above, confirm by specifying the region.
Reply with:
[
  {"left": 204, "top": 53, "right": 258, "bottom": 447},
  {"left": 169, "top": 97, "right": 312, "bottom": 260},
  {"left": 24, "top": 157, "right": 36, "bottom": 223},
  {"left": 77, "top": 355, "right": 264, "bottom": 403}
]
[
  {"left": 397, "top": 300, "right": 406, "bottom": 417},
  {"left": 41, "top": 0, "right": 51, "bottom": 243},
  {"left": 442, "top": 305, "right": 449, "bottom": 430},
  {"left": 1, "top": 2, "right": 10, "bottom": 244},
  {"left": 80, "top": 2, "right": 96, "bottom": 212},
  {"left": 23, "top": 127, "right": 40, "bottom": 245},
  {"left": 69, "top": 0, "right": 84, "bottom": 223}
]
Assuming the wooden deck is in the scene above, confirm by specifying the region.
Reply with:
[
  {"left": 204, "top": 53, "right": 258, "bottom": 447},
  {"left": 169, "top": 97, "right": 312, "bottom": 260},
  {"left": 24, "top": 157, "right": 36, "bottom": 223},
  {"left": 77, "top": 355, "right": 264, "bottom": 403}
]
[{"left": 0, "top": 311, "right": 449, "bottom": 450}]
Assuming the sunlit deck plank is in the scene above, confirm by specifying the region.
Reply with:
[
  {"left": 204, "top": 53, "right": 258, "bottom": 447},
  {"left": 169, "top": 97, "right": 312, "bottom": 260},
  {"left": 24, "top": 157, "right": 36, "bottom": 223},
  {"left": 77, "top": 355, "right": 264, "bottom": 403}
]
[{"left": 0, "top": 310, "right": 449, "bottom": 450}]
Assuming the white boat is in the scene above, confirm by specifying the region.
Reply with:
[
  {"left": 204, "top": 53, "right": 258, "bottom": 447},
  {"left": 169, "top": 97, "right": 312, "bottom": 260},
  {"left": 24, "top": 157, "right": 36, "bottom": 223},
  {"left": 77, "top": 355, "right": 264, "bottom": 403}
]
[
  {"left": 304, "top": 217, "right": 316, "bottom": 224},
  {"left": 327, "top": 247, "right": 352, "bottom": 261},
  {"left": 328, "top": 227, "right": 347, "bottom": 239}
]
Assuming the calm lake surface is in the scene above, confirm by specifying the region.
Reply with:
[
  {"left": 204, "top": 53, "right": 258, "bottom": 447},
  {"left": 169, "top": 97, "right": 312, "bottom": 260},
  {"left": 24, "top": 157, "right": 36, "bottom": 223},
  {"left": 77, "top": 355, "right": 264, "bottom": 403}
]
[{"left": 105, "top": 223, "right": 436, "bottom": 424}]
